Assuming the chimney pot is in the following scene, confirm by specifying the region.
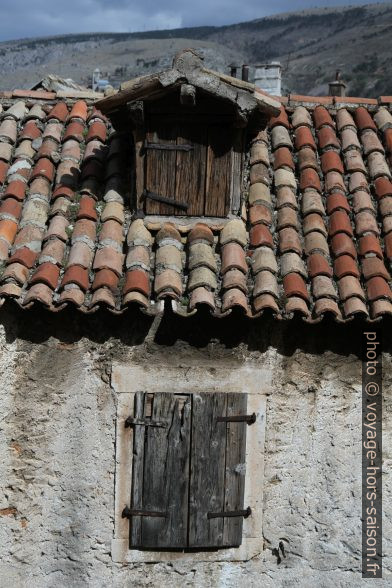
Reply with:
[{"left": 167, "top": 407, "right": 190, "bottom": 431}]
[
  {"left": 242, "top": 64, "right": 249, "bottom": 82},
  {"left": 329, "top": 71, "right": 346, "bottom": 97},
  {"left": 229, "top": 64, "right": 237, "bottom": 78}
]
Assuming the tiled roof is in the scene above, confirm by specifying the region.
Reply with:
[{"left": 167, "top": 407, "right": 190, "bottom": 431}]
[{"left": 0, "top": 91, "right": 392, "bottom": 322}]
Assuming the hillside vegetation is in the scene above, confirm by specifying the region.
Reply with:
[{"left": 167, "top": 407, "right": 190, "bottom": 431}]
[{"left": 1, "top": 2, "right": 391, "bottom": 96}]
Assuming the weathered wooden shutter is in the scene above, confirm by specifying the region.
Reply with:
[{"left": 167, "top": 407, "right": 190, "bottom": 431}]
[
  {"left": 143, "top": 124, "right": 235, "bottom": 217},
  {"left": 129, "top": 392, "right": 191, "bottom": 549},
  {"left": 125, "top": 391, "right": 250, "bottom": 550}
]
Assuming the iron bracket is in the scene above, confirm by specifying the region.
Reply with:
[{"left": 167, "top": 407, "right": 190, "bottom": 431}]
[
  {"left": 207, "top": 507, "right": 251, "bottom": 519},
  {"left": 217, "top": 413, "right": 256, "bottom": 425},
  {"left": 122, "top": 506, "right": 168, "bottom": 519},
  {"left": 124, "top": 416, "right": 167, "bottom": 428}
]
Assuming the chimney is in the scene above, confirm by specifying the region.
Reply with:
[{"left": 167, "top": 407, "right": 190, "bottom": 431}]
[
  {"left": 329, "top": 70, "right": 346, "bottom": 97},
  {"left": 254, "top": 62, "right": 282, "bottom": 96},
  {"left": 229, "top": 64, "right": 238, "bottom": 78},
  {"left": 242, "top": 64, "right": 249, "bottom": 82}
]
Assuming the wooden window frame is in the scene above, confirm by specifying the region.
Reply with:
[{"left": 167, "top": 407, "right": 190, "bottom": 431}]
[
  {"left": 133, "top": 123, "right": 244, "bottom": 219},
  {"left": 111, "top": 362, "right": 269, "bottom": 563}
]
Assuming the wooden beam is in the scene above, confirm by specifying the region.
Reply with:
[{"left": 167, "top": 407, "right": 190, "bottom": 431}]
[{"left": 180, "top": 84, "right": 196, "bottom": 106}]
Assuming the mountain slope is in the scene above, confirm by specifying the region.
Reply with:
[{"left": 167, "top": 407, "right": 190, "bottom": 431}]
[{"left": 0, "top": 2, "right": 391, "bottom": 96}]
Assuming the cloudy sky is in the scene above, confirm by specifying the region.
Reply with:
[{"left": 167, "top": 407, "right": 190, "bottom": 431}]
[{"left": 0, "top": 0, "right": 387, "bottom": 41}]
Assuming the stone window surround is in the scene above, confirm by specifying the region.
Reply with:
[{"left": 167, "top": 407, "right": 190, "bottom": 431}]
[{"left": 111, "top": 361, "right": 271, "bottom": 563}]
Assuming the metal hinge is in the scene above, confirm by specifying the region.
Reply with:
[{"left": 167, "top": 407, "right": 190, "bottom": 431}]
[
  {"left": 143, "top": 189, "right": 188, "bottom": 211},
  {"left": 124, "top": 416, "right": 167, "bottom": 428},
  {"left": 217, "top": 413, "right": 256, "bottom": 425},
  {"left": 143, "top": 140, "right": 194, "bottom": 152},
  {"left": 207, "top": 507, "right": 251, "bottom": 519},
  {"left": 122, "top": 506, "right": 168, "bottom": 519}
]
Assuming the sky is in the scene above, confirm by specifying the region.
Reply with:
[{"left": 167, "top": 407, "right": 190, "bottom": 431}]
[{"left": 0, "top": 0, "right": 388, "bottom": 41}]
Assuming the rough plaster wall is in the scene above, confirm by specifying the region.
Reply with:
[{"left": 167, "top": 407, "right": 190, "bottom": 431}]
[{"left": 0, "top": 307, "right": 390, "bottom": 587}]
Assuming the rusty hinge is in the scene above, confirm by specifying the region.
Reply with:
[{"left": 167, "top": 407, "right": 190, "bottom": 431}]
[
  {"left": 122, "top": 506, "right": 167, "bottom": 519},
  {"left": 207, "top": 507, "right": 251, "bottom": 519},
  {"left": 217, "top": 413, "right": 256, "bottom": 425},
  {"left": 124, "top": 416, "right": 167, "bottom": 428},
  {"left": 143, "top": 140, "right": 194, "bottom": 152},
  {"left": 143, "top": 189, "right": 188, "bottom": 211}
]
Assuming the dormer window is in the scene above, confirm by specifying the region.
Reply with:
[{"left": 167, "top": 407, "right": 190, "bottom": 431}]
[{"left": 97, "top": 50, "right": 278, "bottom": 220}]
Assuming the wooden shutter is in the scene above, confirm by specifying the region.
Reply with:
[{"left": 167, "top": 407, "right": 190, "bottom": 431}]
[
  {"left": 189, "top": 392, "right": 247, "bottom": 548},
  {"left": 130, "top": 392, "right": 191, "bottom": 549},
  {"left": 126, "top": 391, "right": 249, "bottom": 550},
  {"left": 143, "top": 124, "right": 237, "bottom": 217}
]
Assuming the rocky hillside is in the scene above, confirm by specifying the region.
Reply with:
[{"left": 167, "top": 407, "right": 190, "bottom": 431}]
[{"left": 0, "top": 2, "right": 391, "bottom": 97}]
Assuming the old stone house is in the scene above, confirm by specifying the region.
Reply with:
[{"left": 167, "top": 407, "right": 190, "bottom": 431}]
[{"left": 0, "top": 49, "right": 390, "bottom": 586}]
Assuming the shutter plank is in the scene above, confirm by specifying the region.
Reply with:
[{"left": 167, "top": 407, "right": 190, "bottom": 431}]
[
  {"left": 223, "top": 393, "right": 248, "bottom": 546},
  {"left": 188, "top": 393, "right": 227, "bottom": 548},
  {"left": 129, "top": 392, "right": 146, "bottom": 547},
  {"left": 141, "top": 393, "right": 191, "bottom": 548},
  {"left": 205, "top": 127, "right": 233, "bottom": 217},
  {"left": 175, "top": 125, "right": 207, "bottom": 216},
  {"left": 145, "top": 126, "right": 177, "bottom": 215}
]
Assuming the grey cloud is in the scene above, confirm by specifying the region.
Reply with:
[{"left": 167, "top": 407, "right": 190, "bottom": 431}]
[{"left": 0, "top": 0, "right": 384, "bottom": 41}]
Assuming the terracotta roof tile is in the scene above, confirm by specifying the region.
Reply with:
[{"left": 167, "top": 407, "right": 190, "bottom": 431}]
[
  {"left": 355, "top": 211, "right": 379, "bottom": 236},
  {"left": 304, "top": 231, "right": 329, "bottom": 256},
  {"left": 295, "top": 126, "right": 316, "bottom": 150},
  {"left": 249, "top": 203, "right": 272, "bottom": 226},
  {"left": 47, "top": 102, "right": 69, "bottom": 123},
  {"left": 374, "top": 176, "right": 392, "bottom": 199},
  {"left": 337, "top": 276, "right": 365, "bottom": 301},
  {"left": 317, "top": 126, "right": 340, "bottom": 150},
  {"left": 385, "top": 128, "right": 392, "bottom": 153},
  {"left": 250, "top": 142, "right": 269, "bottom": 166},
  {"left": 68, "top": 100, "right": 88, "bottom": 122},
  {"left": 326, "top": 193, "right": 350, "bottom": 215},
  {"left": 279, "top": 227, "right": 302, "bottom": 254},
  {"left": 329, "top": 211, "right": 353, "bottom": 237},
  {"left": 307, "top": 253, "right": 332, "bottom": 278},
  {"left": 366, "top": 276, "right": 392, "bottom": 301},
  {"left": 358, "top": 234, "right": 383, "bottom": 258},
  {"left": 271, "top": 126, "right": 293, "bottom": 150},
  {"left": 336, "top": 108, "right": 355, "bottom": 131},
  {"left": 253, "top": 270, "right": 279, "bottom": 299},
  {"left": 123, "top": 269, "right": 150, "bottom": 297},
  {"left": 62, "top": 266, "right": 90, "bottom": 291},
  {"left": 352, "top": 191, "right": 374, "bottom": 214},
  {"left": 343, "top": 296, "right": 368, "bottom": 318},
  {"left": 303, "top": 213, "right": 327, "bottom": 237},
  {"left": 313, "top": 105, "right": 334, "bottom": 129},
  {"left": 276, "top": 186, "right": 297, "bottom": 209},
  {"left": 283, "top": 272, "right": 309, "bottom": 301},
  {"left": 298, "top": 147, "right": 319, "bottom": 171},
  {"left": 0, "top": 94, "right": 388, "bottom": 321},
  {"left": 249, "top": 223, "right": 273, "bottom": 248},
  {"left": 334, "top": 255, "right": 360, "bottom": 279},
  {"left": 269, "top": 105, "right": 290, "bottom": 129},
  {"left": 302, "top": 190, "right": 325, "bottom": 216},
  {"left": 291, "top": 106, "right": 312, "bottom": 128},
  {"left": 273, "top": 147, "right": 294, "bottom": 170},
  {"left": 341, "top": 127, "right": 361, "bottom": 151},
  {"left": 30, "top": 262, "right": 60, "bottom": 289},
  {"left": 300, "top": 168, "right": 321, "bottom": 192},
  {"left": 311, "top": 275, "right": 337, "bottom": 299},
  {"left": 362, "top": 257, "right": 390, "bottom": 280},
  {"left": 321, "top": 151, "right": 344, "bottom": 174},
  {"left": 354, "top": 106, "right": 377, "bottom": 131}
]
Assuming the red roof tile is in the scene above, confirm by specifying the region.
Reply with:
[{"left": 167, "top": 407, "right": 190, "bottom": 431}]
[
  {"left": 313, "top": 105, "right": 334, "bottom": 129},
  {"left": 283, "top": 273, "right": 309, "bottom": 301},
  {"left": 354, "top": 106, "right": 377, "bottom": 131},
  {"left": 0, "top": 93, "right": 388, "bottom": 322},
  {"left": 295, "top": 126, "right": 316, "bottom": 150}
]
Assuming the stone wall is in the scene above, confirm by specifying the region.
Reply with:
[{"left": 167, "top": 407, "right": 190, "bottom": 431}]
[{"left": 0, "top": 304, "right": 390, "bottom": 587}]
